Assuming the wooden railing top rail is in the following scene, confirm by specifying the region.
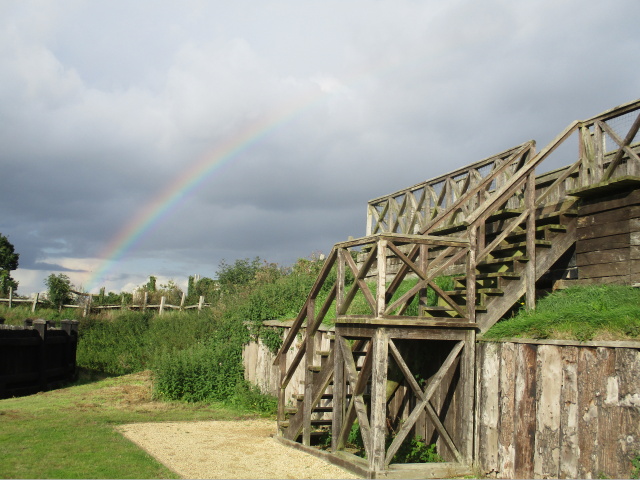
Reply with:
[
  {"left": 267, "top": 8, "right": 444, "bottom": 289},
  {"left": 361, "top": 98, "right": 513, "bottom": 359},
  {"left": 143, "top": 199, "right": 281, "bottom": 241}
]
[{"left": 366, "top": 143, "right": 529, "bottom": 205}]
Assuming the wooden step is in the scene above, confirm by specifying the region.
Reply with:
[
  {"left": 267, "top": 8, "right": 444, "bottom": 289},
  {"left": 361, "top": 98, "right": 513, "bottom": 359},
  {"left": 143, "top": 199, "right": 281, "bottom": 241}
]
[
  {"left": 296, "top": 393, "right": 354, "bottom": 402},
  {"left": 491, "top": 240, "right": 551, "bottom": 253},
  {"left": 308, "top": 365, "right": 321, "bottom": 372},
  {"left": 316, "top": 350, "right": 331, "bottom": 357},
  {"left": 285, "top": 407, "right": 298, "bottom": 414},
  {"left": 443, "top": 288, "right": 503, "bottom": 296},
  {"left": 422, "top": 305, "right": 487, "bottom": 314},
  {"left": 453, "top": 272, "right": 520, "bottom": 283},
  {"left": 477, "top": 256, "right": 529, "bottom": 267},
  {"left": 503, "top": 224, "right": 567, "bottom": 242}
]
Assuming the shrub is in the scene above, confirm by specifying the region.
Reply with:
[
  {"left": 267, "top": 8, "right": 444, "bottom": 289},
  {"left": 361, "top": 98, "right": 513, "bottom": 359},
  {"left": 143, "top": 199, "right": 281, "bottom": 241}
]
[{"left": 44, "top": 273, "right": 74, "bottom": 306}]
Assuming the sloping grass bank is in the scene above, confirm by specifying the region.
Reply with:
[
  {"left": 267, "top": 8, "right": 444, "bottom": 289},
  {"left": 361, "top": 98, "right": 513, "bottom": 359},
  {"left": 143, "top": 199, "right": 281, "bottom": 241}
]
[{"left": 483, "top": 284, "right": 640, "bottom": 341}]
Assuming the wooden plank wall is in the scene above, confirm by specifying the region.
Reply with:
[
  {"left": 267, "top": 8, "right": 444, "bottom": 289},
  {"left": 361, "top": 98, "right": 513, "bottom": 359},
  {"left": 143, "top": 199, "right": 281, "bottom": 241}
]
[
  {"left": 241, "top": 325, "right": 334, "bottom": 408},
  {"left": 576, "top": 189, "right": 640, "bottom": 285},
  {"left": 476, "top": 341, "right": 640, "bottom": 479}
]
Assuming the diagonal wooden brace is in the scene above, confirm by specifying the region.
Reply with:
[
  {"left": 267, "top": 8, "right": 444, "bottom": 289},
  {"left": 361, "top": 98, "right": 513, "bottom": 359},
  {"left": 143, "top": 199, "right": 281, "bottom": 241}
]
[{"left": 385, "top": 340, "right": 464, "bottom": 466}]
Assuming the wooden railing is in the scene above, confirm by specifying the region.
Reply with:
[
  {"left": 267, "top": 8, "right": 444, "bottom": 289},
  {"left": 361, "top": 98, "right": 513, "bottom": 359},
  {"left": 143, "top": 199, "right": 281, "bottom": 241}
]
[
  {"left": 273, "top": 97, "right": 640, "bottom": 458},
  {"left": 367, "top": 98, "right": 640, "bottom": 237}
]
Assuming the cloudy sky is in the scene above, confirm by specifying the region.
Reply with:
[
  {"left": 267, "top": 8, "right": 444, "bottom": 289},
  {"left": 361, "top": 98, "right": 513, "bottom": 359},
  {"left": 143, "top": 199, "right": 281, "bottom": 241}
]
[{"left": 1, "top": 0, "right": 639, "bottom": 295}]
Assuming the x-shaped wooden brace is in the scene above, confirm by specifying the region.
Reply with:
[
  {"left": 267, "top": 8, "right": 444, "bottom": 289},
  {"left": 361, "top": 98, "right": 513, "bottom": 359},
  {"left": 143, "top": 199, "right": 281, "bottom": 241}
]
[
  {"left": 597, "top": 113, "right": 640, "bottom": 181},
  {"left": 384, "top": 339, "right": 464, "bottom": 466},
  {"left": 383, "top": 242, "right": 469, "bottom": 318},
  {"left": 338, "top": 246, "right": 377, "bottom": 315},
  {"left": 337, "top": 337, "right": 374, "bottom": 458}
]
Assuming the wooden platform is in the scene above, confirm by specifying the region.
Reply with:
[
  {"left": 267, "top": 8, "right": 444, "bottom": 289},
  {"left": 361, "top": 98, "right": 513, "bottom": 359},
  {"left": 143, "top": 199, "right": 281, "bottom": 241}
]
[
  {"left": 273, "top": 436, "right": 473, "bottom": 479},
  {"left": 567, "top": 175, "right": 640, "bottom": 198}
]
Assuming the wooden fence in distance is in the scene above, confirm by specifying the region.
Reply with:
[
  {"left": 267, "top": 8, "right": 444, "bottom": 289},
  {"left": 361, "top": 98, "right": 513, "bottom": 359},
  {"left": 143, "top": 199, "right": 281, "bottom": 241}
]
[
  {"left": 0, "top": 287, "right": 210, "bottom": 316},
  {"left": 0, "top": 318, "right": 79, "bottom": 399}
]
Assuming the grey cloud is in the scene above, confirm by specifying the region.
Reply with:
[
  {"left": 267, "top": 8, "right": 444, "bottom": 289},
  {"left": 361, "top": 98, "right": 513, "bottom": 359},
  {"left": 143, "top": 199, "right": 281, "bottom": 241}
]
[{"left": 1, "top": 0, "right": 640, "bottom": 294}]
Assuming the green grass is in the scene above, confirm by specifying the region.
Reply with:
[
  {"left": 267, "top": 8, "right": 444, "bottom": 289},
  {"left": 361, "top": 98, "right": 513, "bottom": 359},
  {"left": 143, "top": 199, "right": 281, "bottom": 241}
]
[
  {"left": 0, "top": 370, "right": 269, "bottom": 479},
  {"left": 483, "top": 284, "right": 640, "bottom": 341}
]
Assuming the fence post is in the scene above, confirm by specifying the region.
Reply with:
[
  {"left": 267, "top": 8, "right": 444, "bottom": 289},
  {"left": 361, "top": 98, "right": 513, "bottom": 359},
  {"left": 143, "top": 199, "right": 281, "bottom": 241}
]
[
  {"left": 61, "top": 320, "right": 80, "bottom": 383},
  {"left": 180, "top": 291, "right": 186, "bottom": 311},
  {"left": 8, "top": 287, "right": 12, "bottom": 309},
  {"left": 33, "top": 319, "right": 48, "bottom": 391},
  {"left": 159, "top": 296, "right": 166, "bottom": 315},
  {"left": 31, "top": 293, "right": 39, "bottom": 314},
  {"left": 143, "top": 292, "right": 148, "bottom": 312},
  {"left": 198, "top": 295, "right": 204, "bottom": 314}
]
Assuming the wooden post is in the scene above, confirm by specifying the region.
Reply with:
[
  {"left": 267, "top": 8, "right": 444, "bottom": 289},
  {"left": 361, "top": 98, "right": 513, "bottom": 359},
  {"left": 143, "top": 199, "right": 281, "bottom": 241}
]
[
  {"left": 159, "top": 296, "right": 166, "bottom": 315},
  {"left": 467, "top": 228, "right": 477, "bottom": 324},
  {"left": 376, "top": 240, "right": 387, "bottom": 318},
  {"left": 277, "top": 351, "right": 287, "bottom": 436},
  {"left": 303, "top": 300, "right": 316, "bottom": 446},
  {"left": 526, "top": 171, "right": 536, "bottom": 311},
  {"left": 33, "top": 319, "right": 47, "bottom": 391},
  {"left": 121, "top": 294, "right": 126, "bottom": 311},
  {"left": 336, "top": 251, "right": 345, "bottom": 318},
  {"left": 8, "top": 287, "right": 12, "bottom": 309},
  {"left": 198, "top": 295, "right": 204, "bottom": 313},
  {"left": 419, "top": 244, "right": 428, "bottom": 316},
  {"left": 143, "top": 292, "right": 148, "bottom": 312},
  {"left": 31, "top": 293, "right": 39, "bottom": 314},
  {"left": 332, "top": 331, "right": 345, "bottom": 453},
  {"left": 593, "top": 123, "right": 604, "bottom": 182},
  {"left": 461, "top": 329, "right": 476, "bottom": 465},
  {"left": 366, "top": 205, "right": 373, "bottom": 236},
  {"left": 180, "top": 291, "right": 186, "bottom": 311},
  {"left": 369, "top": 328, "right": 389, "bottom": 472}
]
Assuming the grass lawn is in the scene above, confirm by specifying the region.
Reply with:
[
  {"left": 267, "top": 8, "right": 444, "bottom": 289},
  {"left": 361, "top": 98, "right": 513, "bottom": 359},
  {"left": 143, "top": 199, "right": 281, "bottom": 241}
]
[
  {"left": 483, "top": 284, "right": 640, "bottom": 341},
  {"left": 0, "top": 370, "right": 271, "bottom": 479}
]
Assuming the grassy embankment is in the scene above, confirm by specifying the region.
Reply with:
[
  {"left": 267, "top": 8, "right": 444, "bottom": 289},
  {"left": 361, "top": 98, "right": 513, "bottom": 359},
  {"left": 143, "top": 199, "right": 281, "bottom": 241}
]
[{"left": 483, "top": 284, "right": 640, "bottom": 341}]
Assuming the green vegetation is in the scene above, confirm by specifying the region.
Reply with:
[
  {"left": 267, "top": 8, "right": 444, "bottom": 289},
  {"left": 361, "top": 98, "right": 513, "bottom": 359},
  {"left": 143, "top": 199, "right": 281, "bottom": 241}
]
[
  {"left": 319, "top": 422, "right": 442, "bottom": 464},
  {"left": 0, "top": 232, "right": 19, "bottom": 295},
  {"left": 632, "top": 451, "right": 640, "bottom": 479},
  {"left": 44, "top": 273, "right": 74, "bottom": 307},
  {"left": 483, "top": 284, "right": 640, "bottom": 341},
  {"left": 0, "top": 370, "right": 265, "bottom": 479}
]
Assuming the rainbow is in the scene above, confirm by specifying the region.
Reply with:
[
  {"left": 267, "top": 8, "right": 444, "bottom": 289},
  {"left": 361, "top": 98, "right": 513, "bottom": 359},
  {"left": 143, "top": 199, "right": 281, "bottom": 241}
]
[
  {"left": 85, "top": 83, "right": 338, "bottom": 291},
  {"left": 85, "top": 34, "right": 480, "bottom": 291}
]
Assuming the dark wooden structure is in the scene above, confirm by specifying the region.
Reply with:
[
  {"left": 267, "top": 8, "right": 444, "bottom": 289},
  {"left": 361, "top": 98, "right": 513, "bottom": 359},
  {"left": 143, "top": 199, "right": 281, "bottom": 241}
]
[
  {"left": 273, "top": 98, "right": 640, "bottom": 478},
  {"left": 0, "top": 319, "right": 79, "bottom": 399}
]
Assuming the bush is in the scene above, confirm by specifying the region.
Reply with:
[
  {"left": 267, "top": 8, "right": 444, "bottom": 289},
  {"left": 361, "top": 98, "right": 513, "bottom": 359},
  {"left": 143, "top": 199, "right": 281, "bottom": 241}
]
[{"left": 44, "top": 273, "right": 74, "bottom": 306}]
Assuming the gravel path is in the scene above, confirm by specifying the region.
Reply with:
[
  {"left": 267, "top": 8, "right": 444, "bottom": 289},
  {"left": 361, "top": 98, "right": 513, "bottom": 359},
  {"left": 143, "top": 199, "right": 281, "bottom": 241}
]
[{"left": 118, "top": 419, "right": 358, "bottom": 479}]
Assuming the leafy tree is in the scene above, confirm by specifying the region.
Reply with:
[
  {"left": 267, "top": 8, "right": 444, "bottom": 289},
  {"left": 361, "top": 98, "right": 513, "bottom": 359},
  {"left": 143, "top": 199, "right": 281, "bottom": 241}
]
[
  {"left": 0, "top": 233, "right": 19, "bottom": 295},
  {"left": 217, "top": 257, "right": 262, "bottom": 293},
  {"left": 146, "top": 276, "right": 157, "bottom": 292},
  {"left": 44, "top": 273, "right": 74, "bottom": 306}
]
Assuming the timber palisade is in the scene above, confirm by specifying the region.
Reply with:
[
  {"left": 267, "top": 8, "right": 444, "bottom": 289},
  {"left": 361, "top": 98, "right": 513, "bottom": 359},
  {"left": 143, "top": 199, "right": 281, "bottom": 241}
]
[{"left": 272, "top": 98, "right": 640, "bottom": 478}]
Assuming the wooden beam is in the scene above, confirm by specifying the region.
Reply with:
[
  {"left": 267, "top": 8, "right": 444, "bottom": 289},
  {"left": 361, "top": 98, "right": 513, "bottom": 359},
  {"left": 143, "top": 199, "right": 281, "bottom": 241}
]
[
  {"left": 384, "top": 341, "right": 464, "bottom": 466},
  {"left": 369, "top": 329, "right": 389, "bottom": 472}
]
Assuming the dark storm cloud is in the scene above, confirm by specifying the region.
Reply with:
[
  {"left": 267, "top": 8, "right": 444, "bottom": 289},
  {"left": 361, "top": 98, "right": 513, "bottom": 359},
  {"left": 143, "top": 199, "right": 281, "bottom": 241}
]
[{"left": 1, "top": 0, "right": 639, "bottom": 293}]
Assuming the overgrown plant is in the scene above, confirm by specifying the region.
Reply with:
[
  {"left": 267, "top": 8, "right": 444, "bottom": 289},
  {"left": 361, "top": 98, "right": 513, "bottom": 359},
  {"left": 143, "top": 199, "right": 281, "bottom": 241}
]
[{"left": 44, "top": 273, "right": 74, "bottom": 307}]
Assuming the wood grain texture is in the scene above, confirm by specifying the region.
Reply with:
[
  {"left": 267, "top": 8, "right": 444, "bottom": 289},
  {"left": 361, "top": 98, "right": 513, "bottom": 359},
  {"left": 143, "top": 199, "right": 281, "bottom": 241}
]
[
  {"left": 615, "top": 348, "right": 640, "bottom": 478},
  {"left": 577, "top": 347, "right": 599, "bottom": 478},
  {"left": 478, "top": 342, "right": 500, "bottom": 475},
  {"left": 533, "top": 345, "right": 562, "bottom": 479},
  {"left": 514, "top": 343, "right": 536, "bottom": 479},
  {"left": 497, "top": 342, "right": 516, "bottom": 479},
  {"left": 559, "top": 347, "right": 579, "bottom": 479}
]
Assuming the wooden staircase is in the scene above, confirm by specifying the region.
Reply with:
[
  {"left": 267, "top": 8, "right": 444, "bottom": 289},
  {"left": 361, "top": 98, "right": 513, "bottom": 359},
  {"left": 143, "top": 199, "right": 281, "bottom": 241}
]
[{"left": 273, "top": 98, "right": 640, "bottom": 477}]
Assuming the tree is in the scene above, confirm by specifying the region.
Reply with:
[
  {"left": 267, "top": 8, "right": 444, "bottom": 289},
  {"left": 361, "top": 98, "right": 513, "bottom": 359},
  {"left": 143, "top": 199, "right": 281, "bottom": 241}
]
[
  {"left": 44, "top": 273, "right": 74, "bottom": 306},
  {"left": 0, "top": 233, "right": 19, "bottom": 295}
]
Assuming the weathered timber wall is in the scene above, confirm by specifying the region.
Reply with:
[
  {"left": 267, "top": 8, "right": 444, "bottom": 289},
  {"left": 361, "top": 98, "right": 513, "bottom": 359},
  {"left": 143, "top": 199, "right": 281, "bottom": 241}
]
[
  {"left": 476, "top": 340, "right": 640, "bottom": 479},
  {"left": 576, "top": 189, "right": 640, "bottom": 285},
  {"left": 241, "top": 321, "right": 334, "bottom": 408},
  {"left": 0, "top": 319, "right": 79, "bottom": 399}
]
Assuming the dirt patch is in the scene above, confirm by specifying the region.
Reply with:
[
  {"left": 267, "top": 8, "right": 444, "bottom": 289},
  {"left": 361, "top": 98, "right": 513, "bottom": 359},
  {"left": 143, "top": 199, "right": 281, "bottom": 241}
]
[{"left": 118, "top": 419, "right": 358, "bottom": 479}]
